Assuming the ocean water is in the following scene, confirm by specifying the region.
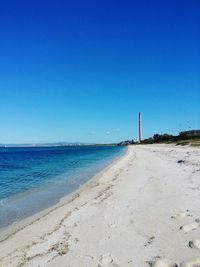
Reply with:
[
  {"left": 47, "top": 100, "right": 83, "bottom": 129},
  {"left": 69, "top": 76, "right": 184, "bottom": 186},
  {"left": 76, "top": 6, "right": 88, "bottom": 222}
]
[{"left": 0, "top": 145, "right": 126, "bottom": 228}]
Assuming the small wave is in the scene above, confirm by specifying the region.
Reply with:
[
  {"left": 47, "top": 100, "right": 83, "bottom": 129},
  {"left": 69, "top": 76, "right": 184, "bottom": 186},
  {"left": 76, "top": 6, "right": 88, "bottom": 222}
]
[{"left": 0, "top": 198, "right": 7, "bottom": 207}]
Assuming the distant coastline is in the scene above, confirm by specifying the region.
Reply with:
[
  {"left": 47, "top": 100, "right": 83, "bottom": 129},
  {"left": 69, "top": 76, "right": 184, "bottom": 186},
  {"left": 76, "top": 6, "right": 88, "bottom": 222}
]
[{"left": 0, "top": 143, "right": 119, "bottom": 148}]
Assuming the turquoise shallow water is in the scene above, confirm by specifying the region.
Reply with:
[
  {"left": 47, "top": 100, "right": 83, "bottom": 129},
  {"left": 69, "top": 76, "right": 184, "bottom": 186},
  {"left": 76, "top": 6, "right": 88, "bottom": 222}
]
[{"left": 0, "top": 145, "right": 126, "bottom": 228}]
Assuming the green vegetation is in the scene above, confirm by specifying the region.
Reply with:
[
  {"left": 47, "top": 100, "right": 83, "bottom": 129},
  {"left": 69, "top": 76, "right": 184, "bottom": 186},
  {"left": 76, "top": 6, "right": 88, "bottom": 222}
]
[
  {"left": 176, "top": 138, "right": 200, "bottom": 147},
  {"left": 118, "top": 130, "right": 200, "bottom": 147},
  {"left": 141, "top": 132, "right": 200, "bottom": 146}
]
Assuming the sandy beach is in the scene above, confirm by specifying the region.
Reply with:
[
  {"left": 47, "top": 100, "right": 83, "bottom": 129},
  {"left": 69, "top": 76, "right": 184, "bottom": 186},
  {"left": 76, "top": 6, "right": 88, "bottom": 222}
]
[{"left": 0, "top": 145, "right": 200, "bottom": 267}]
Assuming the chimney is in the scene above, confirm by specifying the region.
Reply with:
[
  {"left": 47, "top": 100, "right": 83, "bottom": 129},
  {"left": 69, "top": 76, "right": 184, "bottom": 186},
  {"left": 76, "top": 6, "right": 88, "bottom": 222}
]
[{"left": 139, "top": 112, "right": 142, "bottom": 143}]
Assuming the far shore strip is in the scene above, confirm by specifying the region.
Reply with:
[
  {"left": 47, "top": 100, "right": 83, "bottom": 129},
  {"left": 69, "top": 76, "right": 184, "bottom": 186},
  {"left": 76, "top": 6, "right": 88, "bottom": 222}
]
[{"left": 1, "top": 145, "right": 200, "bottom": 267}]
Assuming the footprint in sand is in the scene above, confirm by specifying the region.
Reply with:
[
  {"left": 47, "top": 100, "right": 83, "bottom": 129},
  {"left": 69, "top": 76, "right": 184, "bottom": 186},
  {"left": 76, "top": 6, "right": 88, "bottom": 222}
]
[
  {"left": 180, "top": 222, "right": 199, "bottom": 233},
  {"left": 171, "top": 211, "right": 192, "bottom": 219},
  {"left": 105, "top": 235, "right": 111, "bottom": 240},
  {"left": 180, "top": 258, "right": 200, "bottom": 267},
  {"left": 98, "top": 254, "right": 119, "bottom": 267},
  {"left": 148, "top": 257, "right": 177, "bottom": 267},
  {"left": 188, "top": 239, "right": 200, "bottom": 249},
  {"left": 84, "top": 254, "right": 94, "bottom": 260},
  {"left": 170, "top": 212, "right": 200, "bottom": 266},
  {"left": 108, "top": 222, "right": 117, "bottom": 228},
  {"left": 144, "top": 236, "right": 155, "bottom": 247}
]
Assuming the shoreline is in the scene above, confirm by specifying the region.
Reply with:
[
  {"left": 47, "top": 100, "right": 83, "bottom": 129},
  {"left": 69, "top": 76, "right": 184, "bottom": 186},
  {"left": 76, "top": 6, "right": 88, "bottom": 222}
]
[
  {"left": 1, "top": 145, "right": 200, "bottom": 266},
  {"left": 0, "top": 146, "right": 128, "bottom": 242}
]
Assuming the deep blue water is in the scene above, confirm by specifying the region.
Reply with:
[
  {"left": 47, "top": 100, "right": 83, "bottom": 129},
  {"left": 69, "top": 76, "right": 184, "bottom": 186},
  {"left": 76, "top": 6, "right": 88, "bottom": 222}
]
[{"left": 0, "top": 145, "right": 125, "bottom": 228}]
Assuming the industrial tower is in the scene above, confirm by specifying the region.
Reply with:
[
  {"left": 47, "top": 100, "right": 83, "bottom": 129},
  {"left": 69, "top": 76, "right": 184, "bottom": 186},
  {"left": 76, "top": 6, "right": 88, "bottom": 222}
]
[{"left": 139, "top": 112, "right": 142, "bottom": 143}]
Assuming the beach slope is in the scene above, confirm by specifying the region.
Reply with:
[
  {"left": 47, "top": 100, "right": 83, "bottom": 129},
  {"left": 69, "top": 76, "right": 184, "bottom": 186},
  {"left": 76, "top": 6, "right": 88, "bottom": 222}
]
[{"left": 1, "top": 145, "right": 200, "bottom": 266}]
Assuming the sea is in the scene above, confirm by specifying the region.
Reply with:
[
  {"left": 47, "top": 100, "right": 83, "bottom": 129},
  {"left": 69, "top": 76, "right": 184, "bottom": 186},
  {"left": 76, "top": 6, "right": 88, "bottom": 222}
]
[{"left": 0, "top": 145, "right": 126, "bottom": 229}]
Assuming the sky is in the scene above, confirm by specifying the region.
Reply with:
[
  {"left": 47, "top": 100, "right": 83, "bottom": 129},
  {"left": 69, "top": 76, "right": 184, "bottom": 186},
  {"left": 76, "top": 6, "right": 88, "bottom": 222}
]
[{"left": 0, "top": 0, "right": 199, "bottom": 144}]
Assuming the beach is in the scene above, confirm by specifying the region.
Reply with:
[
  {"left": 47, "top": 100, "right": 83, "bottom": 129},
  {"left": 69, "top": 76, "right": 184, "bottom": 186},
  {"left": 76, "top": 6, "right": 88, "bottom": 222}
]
[{"left": 0, "top": 144, "right": 200, "bottom": 266}]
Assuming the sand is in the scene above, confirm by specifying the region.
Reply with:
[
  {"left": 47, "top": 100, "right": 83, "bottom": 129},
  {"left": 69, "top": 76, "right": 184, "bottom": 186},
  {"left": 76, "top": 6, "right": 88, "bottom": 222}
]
[{"left": 0, "top": 144, "right": 200, "bottom": 267}]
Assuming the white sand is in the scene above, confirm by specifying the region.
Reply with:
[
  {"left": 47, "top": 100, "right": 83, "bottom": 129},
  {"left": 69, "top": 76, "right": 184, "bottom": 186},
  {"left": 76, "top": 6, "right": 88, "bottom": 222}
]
[{"left": 0, "top": 145, "right": 200, "bottom": 267}]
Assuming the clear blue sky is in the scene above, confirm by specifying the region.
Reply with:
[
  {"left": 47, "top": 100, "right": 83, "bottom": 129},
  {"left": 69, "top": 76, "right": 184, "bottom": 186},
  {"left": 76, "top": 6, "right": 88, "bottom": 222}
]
[{"left": 0, "top": 0, "right": 199, "bottom": 144}]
